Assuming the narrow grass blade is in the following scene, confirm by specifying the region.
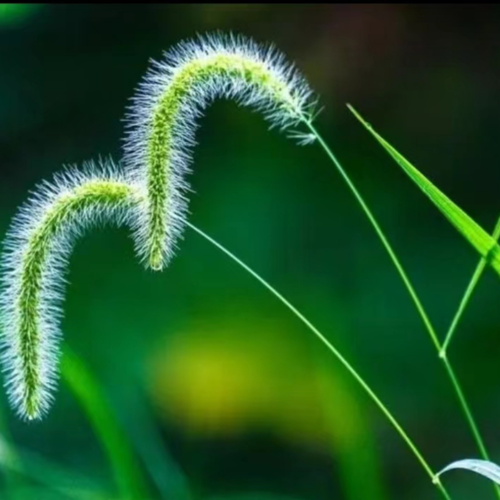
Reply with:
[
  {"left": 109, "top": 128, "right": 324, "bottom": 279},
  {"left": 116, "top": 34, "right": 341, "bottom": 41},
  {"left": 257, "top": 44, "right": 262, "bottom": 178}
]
[
  {"left": 116, "top": 388, "right": 192, "bottom": 500},
  {"left": 437, "top": 459, "right": 500, "bottom": 485},
  {"left": 61, "top": 348, "right": 151, "bottom": 500},
  {"left": 0, "top": 435, "right": 107, "bottom": 500},
  {"left": 347, "top": 105, "right": 500, "bottom": 277}
]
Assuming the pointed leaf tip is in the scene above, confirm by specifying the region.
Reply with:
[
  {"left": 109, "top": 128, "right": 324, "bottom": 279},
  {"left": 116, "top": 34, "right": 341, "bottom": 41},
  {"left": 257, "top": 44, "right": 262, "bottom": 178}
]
[{"left": 348, "top": 105, "right": 500, "bottom": 278}]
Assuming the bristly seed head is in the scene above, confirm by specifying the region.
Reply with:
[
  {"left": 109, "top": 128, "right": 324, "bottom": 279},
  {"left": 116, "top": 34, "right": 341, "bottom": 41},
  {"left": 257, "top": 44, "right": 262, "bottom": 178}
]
[
  {"left": 0, "top": 160, "right": 141, "bottom": 420},
  {"left": 124, "top": 32, "right": 316, "bottom": 272},
  {"left": 0, "top": 32, "right": 317, "bottom": 420}
]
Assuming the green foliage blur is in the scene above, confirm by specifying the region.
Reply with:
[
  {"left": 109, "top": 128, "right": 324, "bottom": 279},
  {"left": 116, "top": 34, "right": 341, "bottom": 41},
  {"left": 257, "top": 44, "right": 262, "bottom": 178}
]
[
  {"left": 0, "top": 5, "right": 39, "bottom": 26},
  {"left": 1, "top": 4, "right": 500, "bottom": 500}
]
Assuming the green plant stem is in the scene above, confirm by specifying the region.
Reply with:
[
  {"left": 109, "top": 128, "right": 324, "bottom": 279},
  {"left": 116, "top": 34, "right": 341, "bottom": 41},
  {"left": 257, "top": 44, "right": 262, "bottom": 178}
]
[
  {"left": 61, "top": 348, "right": 151, "bottom": 500},
  {"left": 441, "top": 215, "right": 500, "bottom": 355},
  {"left": 439, "top": 361, "right": 500, "bottom": 500},
  {"left": 303, "top": 119, "right": 500, "bottom": 494},
  {"left": 441, "top": 358, "right": 488, "bottom": 457},
  {"left": 188, "top": 222, "right": 451, "bottom": 500},
  {"left": 304, "top": 120, "right": 441, "bottom": 351},
  {"left": 438, "top": 215, "right": 500, "bottom": 499}
]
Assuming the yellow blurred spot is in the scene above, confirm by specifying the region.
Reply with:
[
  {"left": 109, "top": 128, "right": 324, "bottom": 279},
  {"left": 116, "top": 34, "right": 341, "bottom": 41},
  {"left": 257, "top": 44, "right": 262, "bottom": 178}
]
[
  {"left": 148, "top": 310, "right": 370, "bottom": 454},
  {"left": 152, "top": 333, "right": 271, "bottom": 436}
]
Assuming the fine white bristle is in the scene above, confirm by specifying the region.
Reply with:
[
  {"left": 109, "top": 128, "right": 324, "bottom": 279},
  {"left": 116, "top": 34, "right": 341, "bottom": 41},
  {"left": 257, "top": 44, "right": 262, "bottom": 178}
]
[
  {"left": 123, "top": 32, "right": 316, "bottom": 270},
  {"left": 0, "top": 32, "right": 317, "bottom": 419},
  {"left": 0, "top": 159, "right": 140, "bottom": 419}
]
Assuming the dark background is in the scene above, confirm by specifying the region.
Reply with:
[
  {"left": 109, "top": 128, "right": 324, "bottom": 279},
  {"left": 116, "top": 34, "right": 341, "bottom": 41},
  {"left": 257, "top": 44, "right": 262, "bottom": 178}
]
[{"left": 1, "top": 4, "right": 500, "bottom": 500}]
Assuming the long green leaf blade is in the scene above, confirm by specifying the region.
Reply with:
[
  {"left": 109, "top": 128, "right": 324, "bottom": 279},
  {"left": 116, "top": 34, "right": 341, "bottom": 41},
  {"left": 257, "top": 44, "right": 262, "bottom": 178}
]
[
  {"left": 348, "top": 104, "right": 500, "bottom": 276},
  {"left": 61, "top": 348, "right": 151, "bottom": 500}
]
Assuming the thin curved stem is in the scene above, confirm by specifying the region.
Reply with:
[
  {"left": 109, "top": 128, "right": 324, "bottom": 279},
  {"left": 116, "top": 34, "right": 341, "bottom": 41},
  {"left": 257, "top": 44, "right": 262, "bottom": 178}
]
[
  {"left": 302, "top": 119, "right": 495, "bottom": 499},
  {"left": 441, "top": 357, "right": 488, "bottom": 458},
  {"left": 187, "top": 222, "right": 451, "bottom": 500},
  {"left": 439, "top": 215, "right": 500, "bottom": 499},
  {"left": 441, "top": 215, "right": 500, "bottom": 355},
  {"left": 304, "top": 121, "right": 441, "bottom": 351},
  {"left": 440, "top": 357, "right": 500, "bottom": 497},
  {"left": 437, "top": 358, "right": 500, "bottom": 500}
]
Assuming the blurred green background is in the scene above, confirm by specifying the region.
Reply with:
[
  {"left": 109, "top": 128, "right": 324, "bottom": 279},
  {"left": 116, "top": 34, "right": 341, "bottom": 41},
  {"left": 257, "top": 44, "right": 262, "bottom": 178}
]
[{"left": 1, "top": 4, "right": 500, "bottom": 500}]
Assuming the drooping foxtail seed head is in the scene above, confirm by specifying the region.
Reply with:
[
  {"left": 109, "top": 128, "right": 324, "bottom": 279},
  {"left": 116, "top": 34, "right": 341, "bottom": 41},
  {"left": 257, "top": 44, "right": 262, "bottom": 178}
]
[
  {"left": 0, "top": 33, "right": 319, "bottom": 420},
  {"left": 124, "top": 32, "right": 316, "bottom": 271},
  {"left": 0, "top": 160, "right": 141, "bottom": 419}
]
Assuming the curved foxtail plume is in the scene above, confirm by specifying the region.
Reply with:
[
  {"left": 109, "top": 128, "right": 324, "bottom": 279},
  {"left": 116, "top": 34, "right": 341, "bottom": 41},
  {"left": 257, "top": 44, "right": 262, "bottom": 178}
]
[
  {"left": 124, "top": 33, "right": 316, "bottom": 271},
  {"left": 0, "top": 33, "right": 316, "bottom": 419},
  {"left": 0, "top": 161, "right": 141, "bottom": 419}
]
